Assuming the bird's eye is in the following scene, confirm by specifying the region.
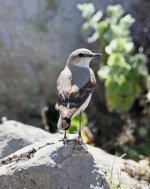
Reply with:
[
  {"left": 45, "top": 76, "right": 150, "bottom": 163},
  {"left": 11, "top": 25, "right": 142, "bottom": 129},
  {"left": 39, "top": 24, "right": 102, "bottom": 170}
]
[{"left": 79, "top": 53, "right": 84, "bottom": 57}]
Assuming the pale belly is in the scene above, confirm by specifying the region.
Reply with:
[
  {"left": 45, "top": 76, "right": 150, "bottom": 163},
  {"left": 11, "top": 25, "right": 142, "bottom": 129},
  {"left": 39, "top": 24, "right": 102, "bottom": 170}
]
[{"left": 72, "top": 94, "right": 92, "bottom": 118}]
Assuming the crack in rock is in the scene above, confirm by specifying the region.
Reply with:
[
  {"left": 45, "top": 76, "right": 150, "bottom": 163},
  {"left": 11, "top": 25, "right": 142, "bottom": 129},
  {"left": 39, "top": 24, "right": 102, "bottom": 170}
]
[{"left": 0, "top": 142, "right": 54, "bottom": 165}]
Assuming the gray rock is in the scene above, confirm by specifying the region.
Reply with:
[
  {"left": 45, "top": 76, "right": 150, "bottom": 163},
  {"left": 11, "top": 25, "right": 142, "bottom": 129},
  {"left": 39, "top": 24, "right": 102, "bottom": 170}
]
[
  {"left": 0, "top": 136, "right": 149, "bottom": 189},
  {"left": 0, "top": 0, "right": 149, "bottom": 124},
  {"left": 0, "top": 121, "right": 149, "bottom": 189},
  {"left": 87, "top": 145, "right": 150, "bottom": 189},
  {"left": 0, "top": 120, "right": 57, "bottom": 159},
  {"left": 0, "top": 136, "right": 110, "bottom": 189}
]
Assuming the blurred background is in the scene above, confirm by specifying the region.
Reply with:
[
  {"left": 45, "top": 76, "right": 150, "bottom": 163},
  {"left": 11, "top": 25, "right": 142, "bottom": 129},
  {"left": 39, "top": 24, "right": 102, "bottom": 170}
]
[{"left": 0, "top": 0, "right": 150, "bottom": 163}]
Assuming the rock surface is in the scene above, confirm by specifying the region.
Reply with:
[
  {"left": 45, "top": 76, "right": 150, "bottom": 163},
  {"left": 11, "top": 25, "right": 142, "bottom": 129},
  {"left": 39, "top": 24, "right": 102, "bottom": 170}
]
[
  {"left": 0, "top": 136, "right": 110, "bottom": 189},
  {"left": 0, "top": 120, "right": 55, "bottom": 159},
  {"left": 88, "top": 145, "right": 150, "bottom": 189},
  {"left": 0, "top": 0, "right": 149, "bottom": 123},
  {"left": 0, "top": 121, "right": 149, "bottom": 189},
  {"left": 0, "top": 136, "right": 149, "bottom": 189}
]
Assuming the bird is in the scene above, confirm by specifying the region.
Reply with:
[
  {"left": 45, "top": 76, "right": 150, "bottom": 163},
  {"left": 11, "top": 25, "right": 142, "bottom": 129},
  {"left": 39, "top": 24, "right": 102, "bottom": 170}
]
[{"left": 56, "top": 48, "right": 101, "bottom": 141}]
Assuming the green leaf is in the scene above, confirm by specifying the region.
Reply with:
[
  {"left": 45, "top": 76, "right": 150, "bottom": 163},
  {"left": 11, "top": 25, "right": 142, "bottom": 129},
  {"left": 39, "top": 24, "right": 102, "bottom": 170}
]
[
  {"left": 119, "top": 14, "right": 135, "bottom": 28},
  {"left": 118, "top": 79, "right": 133, "bottom": 95},
  {"left": 105, "top": 79, "right": 120, "bottom": 95},
  {"left": 130, "top": 53, "right": 147, "bottom": 68},
  {"left": 106, "top": 90, "right": 135, "bottom": 112},
  {"left": 125, "top": 41, "right": 134, "bottom": 53},
  {"left": 77, "top": 3, "right": 95, "bottom": 18},
  {"left": 105, "top": 38, "right": 134, "bottom": 54},
  {"left": 105, "top": 78, "right": 136, "bottom": 112},
  {"left": 107, "top": 53, "right": 126, "bottom": 66},
  {"left": 82, "top": 22, "right": 91, "bottom": 32},
  {"left": 98, "top": 66, "right": 110, "bottom": 79},
  {"left": 98, "top": 19, "right": 110, "bottom": 36},
  {"left": 109, "top": 64, "right": 130, "bottom": 77},
  {"left": 110, "top": 24, "right": 125, "bottom": 37},
  {"left": 90, "top": 11, "right": 103, "bottom": 26},
  {"left": 107, "top": 5, "right": 124, "bottom": 18},
  {"left": 87, "top": 31, "right": 99, "bottom": 43}
]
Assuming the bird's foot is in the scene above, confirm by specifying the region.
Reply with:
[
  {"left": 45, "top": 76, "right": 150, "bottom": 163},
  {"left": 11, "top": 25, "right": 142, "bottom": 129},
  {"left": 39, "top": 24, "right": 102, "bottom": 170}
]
[
  {"left": 71, "top": 135, "right": 85, "bottom": 150},
  {"left": 72, "top": 134, "right": 83, "bottom": 147},
  {"left": 59, "top": 130, "right": 68, "bottom": 145},
  {"left": 78, "top": 129, "right": 83, "bottom": 143},
  {"left": 63, "top": 130, "right": 68, "bottom": 146},
  {"left": 63, "top": 137, "right": 68, "bottom": 146},
  {"left": 78, "top": 134, "right": 83, "bottom": 143}
]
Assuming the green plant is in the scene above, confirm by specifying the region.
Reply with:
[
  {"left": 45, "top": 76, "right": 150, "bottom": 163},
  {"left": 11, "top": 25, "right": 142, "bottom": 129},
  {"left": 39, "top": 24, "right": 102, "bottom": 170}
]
[
  {"left": 109, "top": 158, "right": 122, "bottom": 189},
  {"left": 77, "top": 4, "right": 148, "bottom": 113},
  {"left": 108, "top": 154, "right": 132, "bottom": 189},
  {"left": 67, "top": 113, "right": 88, "bottom": 134}
]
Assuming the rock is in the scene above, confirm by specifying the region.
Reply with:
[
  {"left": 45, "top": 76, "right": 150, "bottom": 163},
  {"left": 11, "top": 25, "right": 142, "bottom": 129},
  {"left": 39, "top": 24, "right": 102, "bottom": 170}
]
[
  {"left": 0, "top": 0, "right": 149, "bottom": 124},
  {"left": 0, "top": 121, "right": 150, "bottom": 189},
  {"left": 0, "top": 139, "right": 149, "bottom": 189},
  {"left": 0, "top": 136, "right": 110, "bottom": 189},
  {"left": 0, "top": 120, "right": 58, "bottom": 159},
  {"left": 87, "top": 145, "right": 150, "bottom": 189},
  {"left": 0, "top": 120, "right": 149, "bottom": 189}
]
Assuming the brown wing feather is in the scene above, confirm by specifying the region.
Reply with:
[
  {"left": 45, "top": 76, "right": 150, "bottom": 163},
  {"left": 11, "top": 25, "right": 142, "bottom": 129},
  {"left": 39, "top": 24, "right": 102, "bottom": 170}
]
[{"left": 57, "top": 68, "right": 96, "bottom": 119}]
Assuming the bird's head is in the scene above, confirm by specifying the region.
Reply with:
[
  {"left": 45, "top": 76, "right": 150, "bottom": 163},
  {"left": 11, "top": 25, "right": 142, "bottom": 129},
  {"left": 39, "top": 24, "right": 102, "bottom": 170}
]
[{"left": 67, "top": 48, "right": 101, "bottom": 68}]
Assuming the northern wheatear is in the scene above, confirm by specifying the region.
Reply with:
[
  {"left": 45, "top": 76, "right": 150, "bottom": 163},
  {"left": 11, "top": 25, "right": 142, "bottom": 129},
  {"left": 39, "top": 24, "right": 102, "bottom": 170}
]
[{"left": 56, "top": 48, "right": 101, "bottom": 141}]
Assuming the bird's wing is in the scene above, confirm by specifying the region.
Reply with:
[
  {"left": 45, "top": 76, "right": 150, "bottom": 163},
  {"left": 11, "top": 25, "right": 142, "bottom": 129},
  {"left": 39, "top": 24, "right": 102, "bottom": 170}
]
[
  {"left": 57, "top": 67, "right": 72, "bottom": 101},
  {"left": 57, "top": 68, "right": 96, "bottom": 119}
]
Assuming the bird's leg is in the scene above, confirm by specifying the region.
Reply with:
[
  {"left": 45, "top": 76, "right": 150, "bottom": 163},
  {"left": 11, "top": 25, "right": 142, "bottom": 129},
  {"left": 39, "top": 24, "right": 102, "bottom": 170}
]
[
  {"left": 78, "top": 111, "right": 82, "bottom": 140},
  {"left": 63, "top": 130, "right": 67, "bottom": 145}
]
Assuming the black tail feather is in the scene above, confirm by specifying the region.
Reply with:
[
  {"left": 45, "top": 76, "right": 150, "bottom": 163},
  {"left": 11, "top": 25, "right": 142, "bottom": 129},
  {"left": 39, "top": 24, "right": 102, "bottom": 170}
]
[{"left": 57, "top": 117, "right": 71, "bottom": 130}]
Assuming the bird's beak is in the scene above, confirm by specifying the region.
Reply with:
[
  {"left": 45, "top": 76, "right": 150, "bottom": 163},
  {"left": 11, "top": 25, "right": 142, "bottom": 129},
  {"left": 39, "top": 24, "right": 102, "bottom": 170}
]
[
  {"left": 85, "top": 52, "right": 102, "bottom": 58},
  {"left": 93, "top": 53, "right": 102, "bottom": 57}
]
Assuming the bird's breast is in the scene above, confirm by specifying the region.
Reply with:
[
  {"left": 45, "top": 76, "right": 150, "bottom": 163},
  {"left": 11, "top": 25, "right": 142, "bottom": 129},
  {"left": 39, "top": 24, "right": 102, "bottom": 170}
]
[{"left": 69, "top": 65, "right": 90, "bottom": 88}]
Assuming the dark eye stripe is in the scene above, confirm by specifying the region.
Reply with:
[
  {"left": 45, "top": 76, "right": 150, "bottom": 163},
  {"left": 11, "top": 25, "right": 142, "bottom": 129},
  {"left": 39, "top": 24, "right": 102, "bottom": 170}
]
[
  {"left": 78, "top": 53, "right": 94, "bottom": 58},
  {"left": 79, "top": 53, "right": 84, "bottom": 57}
]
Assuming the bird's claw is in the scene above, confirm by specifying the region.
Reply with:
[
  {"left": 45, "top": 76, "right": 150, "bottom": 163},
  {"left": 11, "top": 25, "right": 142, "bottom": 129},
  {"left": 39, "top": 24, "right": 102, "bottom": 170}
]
[
  {"left": 63, "top": 137, "right": 68, "bottom": 146},
  {"left": 78, "top": 134, "right": 83, "bottom": 142}
]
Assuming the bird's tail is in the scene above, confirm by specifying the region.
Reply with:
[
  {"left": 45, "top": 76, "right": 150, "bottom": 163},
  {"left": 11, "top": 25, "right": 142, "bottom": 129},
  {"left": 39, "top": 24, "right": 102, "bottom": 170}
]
[{"left": 57, "top": 117, "right": 71, "bottom": 130}]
